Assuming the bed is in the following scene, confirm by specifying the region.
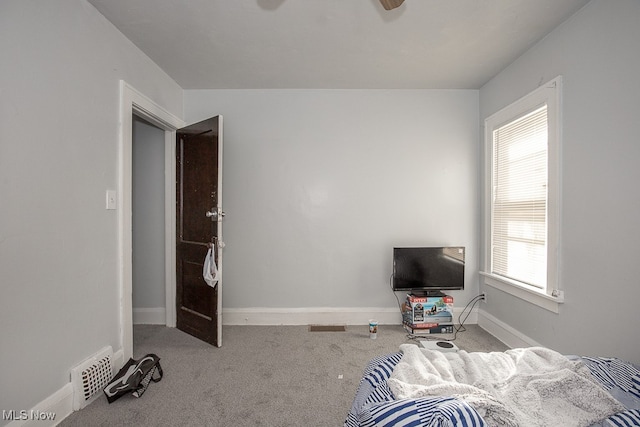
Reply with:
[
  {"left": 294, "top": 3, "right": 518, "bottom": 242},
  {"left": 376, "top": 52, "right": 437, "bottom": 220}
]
[{"left": 345, "top": 345, "right": 640, "bottom": 427}]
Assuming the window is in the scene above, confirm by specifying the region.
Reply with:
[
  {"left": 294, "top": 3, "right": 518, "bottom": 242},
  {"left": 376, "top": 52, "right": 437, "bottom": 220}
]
[{"left": 482, "top": 76, "right": 562, "bottom": 312}]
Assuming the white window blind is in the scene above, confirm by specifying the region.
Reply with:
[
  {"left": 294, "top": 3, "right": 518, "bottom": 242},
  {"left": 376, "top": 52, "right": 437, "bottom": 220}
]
[{"left": 491, "top": 105, "right": 548, "bottom": 288}]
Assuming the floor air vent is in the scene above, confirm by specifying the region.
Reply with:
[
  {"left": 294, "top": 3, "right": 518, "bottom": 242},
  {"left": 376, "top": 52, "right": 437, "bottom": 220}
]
[
  {"left": 71, "top": 346, "right": 113, "bottom": 410},
  {"left": 308, "top": 325, "right": 347, "bottom": 332}
]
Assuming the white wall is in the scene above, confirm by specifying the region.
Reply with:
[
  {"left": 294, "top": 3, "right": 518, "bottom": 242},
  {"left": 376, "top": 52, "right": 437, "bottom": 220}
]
[
  {"left": 132, "top": 117, "right": 166, "bottom": 317},
  {"left": 0, "top": 0, "right": 182, "bottom": 419},
  {"left": 185, "top": 90, "right": 480, "bottom": 318},
  {"left": 479, "top": 0, "right": 640, "bottom": 364}
]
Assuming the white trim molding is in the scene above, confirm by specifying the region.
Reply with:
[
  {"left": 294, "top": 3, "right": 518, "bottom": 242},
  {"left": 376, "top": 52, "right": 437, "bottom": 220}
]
[
  {"left": 477, "top": 309, "right": 541, "bottom": 349},
  {"left": 223, "top": 307, "right": 401, "bottom": 325},
  {"left": 482, "top": 76, "right": 564, "bottom": 313},
  {"left": 118, "top": 80, "right": 184, "bottom": 360},
  {"left": 5, "top": 384, "right": 73, "bottom": 427},
  {"left": 480, "top": 271, "right": 564, "bottom": 313},
  {"left": 223, "top": 306, "right": 478, "bottom": 326}
]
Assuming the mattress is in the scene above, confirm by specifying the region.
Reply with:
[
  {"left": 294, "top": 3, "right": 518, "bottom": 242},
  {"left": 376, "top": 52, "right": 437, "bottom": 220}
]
[{"left": 345, "top": 351, "right": 640, "bottom": 427}]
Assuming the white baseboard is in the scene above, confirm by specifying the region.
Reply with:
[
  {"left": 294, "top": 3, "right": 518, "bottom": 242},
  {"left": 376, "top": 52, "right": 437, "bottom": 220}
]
[
  {"left": 132, "top": 306, "right": 477, "bottom": 327},
  {"left": 5, "top": 383, "right": 73, "bottom": 427},
  {"left": 477, "top": 309, "right": 541, "bottom": 348},
  {"left": 133, "top": 307, "right": 166, "bottom": 325},
  {"left": 7, "top": 348, "right": 127, "bottom": 427},
  {"left": 113, "top": 348, "right": 125, "bottom": 371},
  {"left": 222, "top": 306, "right": 478, "bottom": 326},
  {"left": 222, "top": 307, "right": 400, "bottom": 325}
]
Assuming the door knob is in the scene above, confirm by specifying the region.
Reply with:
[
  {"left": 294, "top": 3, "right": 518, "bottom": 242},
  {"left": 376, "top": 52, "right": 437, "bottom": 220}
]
[{"left": 205, "top": 207, "right": 225, "bottom": 221}]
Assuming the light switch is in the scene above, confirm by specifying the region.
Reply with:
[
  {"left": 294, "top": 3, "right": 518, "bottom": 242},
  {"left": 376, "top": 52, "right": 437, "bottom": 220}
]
[{"left": 106, "top": 190, "right": 117, "bottom": 210}]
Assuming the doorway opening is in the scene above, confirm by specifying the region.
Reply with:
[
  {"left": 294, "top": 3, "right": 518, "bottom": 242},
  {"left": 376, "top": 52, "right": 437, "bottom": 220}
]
[
  {"left": 132, "top": 115, "right": 166, "bottom": 331},
  {"left": 119, "top": 81, "right": 184, "bottom": 360}
]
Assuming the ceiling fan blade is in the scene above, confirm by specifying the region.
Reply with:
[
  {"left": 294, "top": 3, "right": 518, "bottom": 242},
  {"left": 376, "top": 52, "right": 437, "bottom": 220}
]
[{"left": 379, "top": 0, "right": 405, "bottom": 10}]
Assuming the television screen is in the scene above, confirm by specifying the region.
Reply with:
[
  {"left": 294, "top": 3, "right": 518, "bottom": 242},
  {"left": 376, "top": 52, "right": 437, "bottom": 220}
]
[{"left": 393, "top": 247, "right": 465, "bottom": 295}]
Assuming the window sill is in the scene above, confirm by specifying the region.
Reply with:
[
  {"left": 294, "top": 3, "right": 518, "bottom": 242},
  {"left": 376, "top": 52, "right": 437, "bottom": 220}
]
[{"left": 479, "top": 272, "right": 564, "bottom": 314}]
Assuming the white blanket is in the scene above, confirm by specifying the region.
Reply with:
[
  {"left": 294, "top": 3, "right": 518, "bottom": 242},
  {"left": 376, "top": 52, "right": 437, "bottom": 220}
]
[{"left": 388, "top": 345, "right": 625, "bottom": 427}]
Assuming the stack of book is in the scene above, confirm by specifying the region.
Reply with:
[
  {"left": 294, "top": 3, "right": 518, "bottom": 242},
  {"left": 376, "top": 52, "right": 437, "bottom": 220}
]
[{"left": 401, "top": 294, "right": 454, "bottom": 335}]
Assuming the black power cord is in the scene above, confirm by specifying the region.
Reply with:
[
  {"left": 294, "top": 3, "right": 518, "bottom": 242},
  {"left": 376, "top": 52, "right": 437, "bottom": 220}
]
[{"left": 447, "top": 294, "right": 485, "bottom": 341}]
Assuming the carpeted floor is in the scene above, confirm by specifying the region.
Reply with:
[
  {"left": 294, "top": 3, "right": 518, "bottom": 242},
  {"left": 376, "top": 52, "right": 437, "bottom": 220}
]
[{"left": 59, "top": 324, "right": 508, "bottom": 426}]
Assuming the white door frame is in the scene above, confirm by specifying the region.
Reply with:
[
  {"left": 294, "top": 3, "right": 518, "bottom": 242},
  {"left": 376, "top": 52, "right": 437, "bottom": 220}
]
[{"left": 119, "top": 81, "right": 184, "bottom": 360}]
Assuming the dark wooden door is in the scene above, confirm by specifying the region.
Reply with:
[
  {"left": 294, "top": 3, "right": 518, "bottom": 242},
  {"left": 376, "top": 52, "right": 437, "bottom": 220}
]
[{"left": 176, "top": 116, "right": 223, "bottom": 347}]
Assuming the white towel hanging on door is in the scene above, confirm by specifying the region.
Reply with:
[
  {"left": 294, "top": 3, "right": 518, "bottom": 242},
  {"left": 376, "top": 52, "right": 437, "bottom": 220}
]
[{"left": 203, "top": 247, "right": 219, "bottom": 288}]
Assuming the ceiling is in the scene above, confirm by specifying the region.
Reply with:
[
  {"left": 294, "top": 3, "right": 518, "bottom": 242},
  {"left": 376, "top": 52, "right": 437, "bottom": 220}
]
[{"left": 88, "top": 0, "right": 590, "bottom": 89}]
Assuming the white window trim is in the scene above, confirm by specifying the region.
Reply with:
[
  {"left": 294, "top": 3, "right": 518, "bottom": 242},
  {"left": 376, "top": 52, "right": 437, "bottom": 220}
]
[
  {"left": 480, "top": 272, "right": 563, "bottom": 313},
  {"left": 481, "top": 76, "right": 563, "bottom": 313}
]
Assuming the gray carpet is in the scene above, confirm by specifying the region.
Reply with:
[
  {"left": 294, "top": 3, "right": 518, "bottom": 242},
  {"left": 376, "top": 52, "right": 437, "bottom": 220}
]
[{"left": 60, "top": 324, "right": 508, "bottom": 426}]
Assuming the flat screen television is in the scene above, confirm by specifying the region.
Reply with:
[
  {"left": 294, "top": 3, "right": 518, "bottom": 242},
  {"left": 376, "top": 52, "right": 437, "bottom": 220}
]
[{"left": 392, "top": 247, "right": 465, "bottom": 296}]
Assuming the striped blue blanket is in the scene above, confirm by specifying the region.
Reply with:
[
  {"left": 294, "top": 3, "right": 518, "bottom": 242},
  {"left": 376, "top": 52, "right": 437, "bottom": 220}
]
[{"left": 345, "top": 352, "right": 640, "bottom": 427}]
